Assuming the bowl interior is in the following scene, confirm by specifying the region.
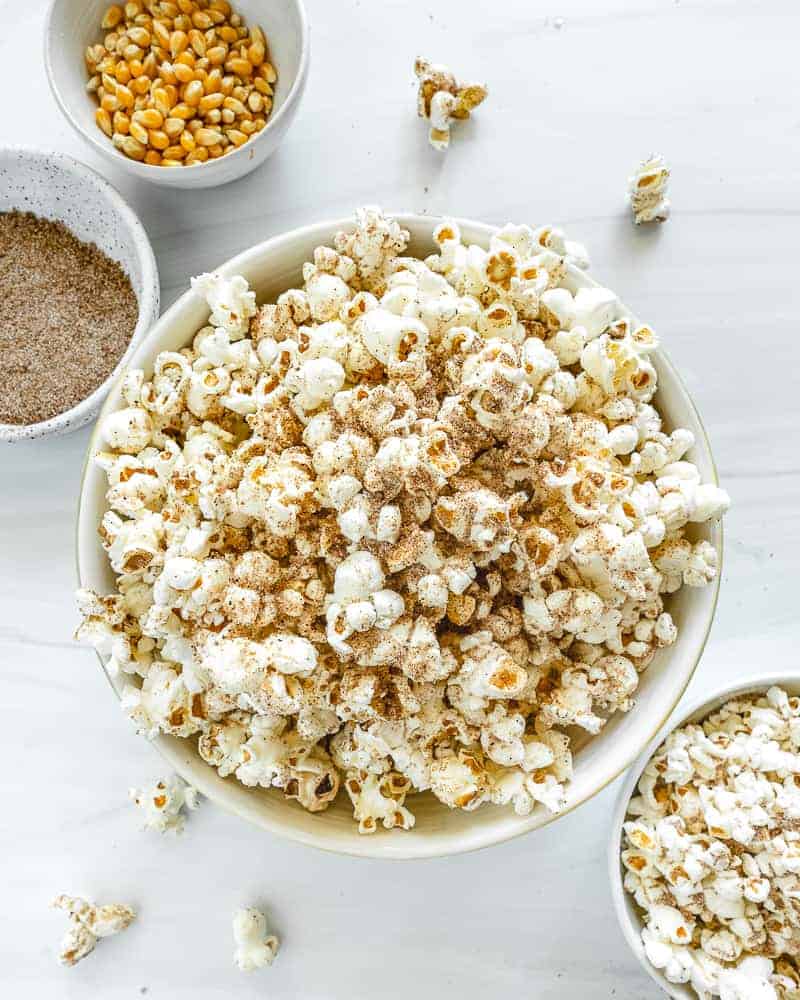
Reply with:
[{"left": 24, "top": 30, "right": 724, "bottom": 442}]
[
  {"left": 46, "top": 0, "right": 306, "bottom": 172},
  {"left": 0, "top": 148, "right": 158, "bottom": 440},
  {"left": 609, "top": 675, "right": 800, "bottom": 998},
  {"left": 77, "top": 214, "right": 722, "bottom": 858}
]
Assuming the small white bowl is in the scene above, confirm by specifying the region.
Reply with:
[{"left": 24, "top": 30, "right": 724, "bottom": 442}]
[
  {"left": 609, "top": 673, "right": 800, "bottom": 998},
  {"left": 0, "top": 147, "right": 159, "bottom": 443},
  {"left": 44, "top": 0, "right": 309, "bottom": 189},
  {"left": 77, "top": 213, "right": 723, "bottom": 858}
]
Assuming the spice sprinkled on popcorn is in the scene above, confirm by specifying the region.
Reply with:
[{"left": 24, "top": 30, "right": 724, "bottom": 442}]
[
  {"left": 129, "top": 774, "right": 200, "bottom": 834},
  {"left": 233, "top": 908, "right": 279, "bottom": 971},
  {"left": 414, "top": 57, "right": 488, "bottom": 150},
  {"left": 628, "top": 154, "right": 671, "bottom": 224},
  {"left": 52, "top": 895, "right": 135, "bottom": 967},
  {"left": 622, "top": 686, "right": 800, "bottom": 999},
  {"left": 77, "top": 207, "right": 728, "bottom": 834}
]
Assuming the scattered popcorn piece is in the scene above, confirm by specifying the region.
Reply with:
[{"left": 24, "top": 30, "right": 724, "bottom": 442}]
[
  {"left": 414, "top": 57, "right": 488, "bottom": 150},
  {"left": 52, "top": 895, "right": 135, "bottom": 967},
  {"left": 77, "top": 207, "right": 727, "bottom": 835},
  {"left": 233, "top": 908, "right": 279, "bottom": 972},
  {"left": 129, "top": 775, "right": 200, "bottom": 835},
  {"left": 622, "top": 686, "right": 800, "bottom": 999},
  {"left": 628, "top": 154, "right": 671, "bottom": 225}
]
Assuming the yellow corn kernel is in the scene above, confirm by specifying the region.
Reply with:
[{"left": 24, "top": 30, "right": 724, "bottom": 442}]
[
  {"left": 198, "top": 91, "right": 224, "bottom": 114},
  {"left": 206, "top": 45, "right": 228, "bottom": 65},
  {"left": 163, "top": 116, "right": 185, "bottom": 137},
  {"left": 102, "top": 5, "right": 124, "bottom": 29},
  {"left": 195, "top": 126, "right": 223, "bottom": 146},
  {"left": 129, "top": 119, "right": 149, "bottom": 144},
  {"left": 169, "top": 30, "right": 188, "bottom": 57},
  {"left": 95, "top": 107, "right": 113, "bottom": 137},
  {"left": 134, "top": 108, "right": 164, "bottom": 128},
  {"left": 225, "top": 127, "right": 247, "bottom": 146},
  {"left": 148, "top": 129, "right": 170, "bottom": 150},
  {"left": 120, "top": 135, "right": 146, "bottom": 160}
]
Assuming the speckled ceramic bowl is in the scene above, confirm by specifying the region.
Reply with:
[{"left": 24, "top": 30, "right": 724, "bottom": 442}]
[
  {"left": 77, "top": 213, "right": 724, "bottom": 859},
  {"left": 0, "top": 147, "right": 159, "bottom": 443}
]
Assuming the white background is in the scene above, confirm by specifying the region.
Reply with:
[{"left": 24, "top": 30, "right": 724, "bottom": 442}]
[{"left": 2, "top": 0, "right": 799, "bottom": 996}]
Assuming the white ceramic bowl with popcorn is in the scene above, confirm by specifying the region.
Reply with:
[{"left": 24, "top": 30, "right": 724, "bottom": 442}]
[
  {"left": 609, "top": 675, "right": 800, "bottom": 1000},
  {"left": 76, "top": 210, "right": 725, "bottom": 859}
]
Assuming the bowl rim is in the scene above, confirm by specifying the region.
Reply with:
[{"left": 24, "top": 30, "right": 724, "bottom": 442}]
[
  {"left": 76, "top": 211, "right": 723, "bottom": 858},
  {"left": 0, "top": 145, "right": 159, "bottom": 443},
  {"left": 43, "top": 0, "right": 310, "bottom": 184},
  {"left": 607, "top": 672, "right": 799, "bottom": 998}
]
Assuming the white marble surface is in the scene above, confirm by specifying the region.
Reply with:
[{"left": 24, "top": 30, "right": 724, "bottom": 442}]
[{"left": 1, "top": 0, "right": 799, "bottom": 996}]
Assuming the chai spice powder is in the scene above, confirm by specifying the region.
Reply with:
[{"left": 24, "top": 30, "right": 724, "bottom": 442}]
[{"left": 0, "top": 211, "right": 139, "bottom": 426}]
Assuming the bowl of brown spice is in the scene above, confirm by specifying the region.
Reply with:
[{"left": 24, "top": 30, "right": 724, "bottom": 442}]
[{"left": 0, "top": 147, "right": 159, "bottom": 443}]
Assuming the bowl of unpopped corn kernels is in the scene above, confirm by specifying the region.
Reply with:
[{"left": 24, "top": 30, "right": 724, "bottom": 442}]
[
  {"left": 44, "top": 0, "right": 309, "bottom": 188},
  {"left": 75, "top": 210, "right": 727, "bottom": 859}
]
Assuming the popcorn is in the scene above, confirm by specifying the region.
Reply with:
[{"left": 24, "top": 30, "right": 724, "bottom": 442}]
[
  {"left": 628, "top": 154, "right": 671, "bottom": 225},
  {"left": 101, "top": 406, "right": 153, "bottom": 453},
  {"left": 52, "top": 895, "right": 135, "bottom": 967},
  {"left": 129, "top": 775, "right": 200, "bottom": 834},
  {"left": 232, "top": 907, "right": 279, "bottom": 972},
  {"left": 191, "top": 272, "right": 257, "bottom": 338},
  {"left": 344, "top": 770, "right": 416, "bottom": 833},
  {"left": 622, "top": 687, "right": 800, "bottom": 999},
  {"left": 414, "top": 57, "right": 488, "bottom": 151},
  {"left": 78, "top": 207, "right": 727, "bottom": 834}
]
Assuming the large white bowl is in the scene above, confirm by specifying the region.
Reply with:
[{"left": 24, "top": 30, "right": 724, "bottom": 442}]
[
  {"left": 0, "top": 147, "right": 159, "bottom": 443},
  {"left": 608, "top": 674, "right": 798, "bottom": 998},
  {"left": 77, "top": 214, "right": 723, "bottom": 859},
  {"left": 45, "top": 0, "right": 309, "bottom": 189}
]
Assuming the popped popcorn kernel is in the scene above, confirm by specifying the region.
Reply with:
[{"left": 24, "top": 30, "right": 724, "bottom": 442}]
[
  {"left": 129, "top": 774, "right": 200, "bottom": 834},
  {"left": 52, "top": 895, "right": 135, "bottom": 967},
  {"left": 414, "top": 57, "right": 488, "bottom": 151},
  {"left": 233, "top": 907, "right": 279, "bottom": 972},
  {"left": 628, "top": 154, "right": 671, "bottom": 225},
  {"left": 622, "top": 686, "right": 800, "bottom": 999},
  {"left": 78, "top": 207, "right": 726, "bottom": 834}
]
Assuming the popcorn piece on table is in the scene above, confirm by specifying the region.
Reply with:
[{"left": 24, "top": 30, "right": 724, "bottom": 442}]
[
  {"left": 51, "top": 895, "right": 135, "bottom": 967},
  {"left": 628, "top": 154, "right": 671, "bottom": 224},
  {"left": 233, "top": 908, "right": 280, "bottom": 972},
  {"left": 414, "top": 57, "right": 488, "bottom": 150},
  {"left": 129, "top": 774, "right": 200, "bottom": 834}
]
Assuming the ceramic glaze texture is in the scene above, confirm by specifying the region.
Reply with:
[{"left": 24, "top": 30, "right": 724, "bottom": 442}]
[
  {"left": 76, "top": 214, "right": 723, "bottom": 860},
  {"left": 0, "top": 148, "right": 159, "bottom": 442},
  {"left": 44, "top": 0, "right": 310, "bottom": 189}
]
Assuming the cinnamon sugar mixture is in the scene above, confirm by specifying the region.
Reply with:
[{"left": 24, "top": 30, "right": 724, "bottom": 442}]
[{"left": 0, "top": 211, "right": 138, "bottom": 426}]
